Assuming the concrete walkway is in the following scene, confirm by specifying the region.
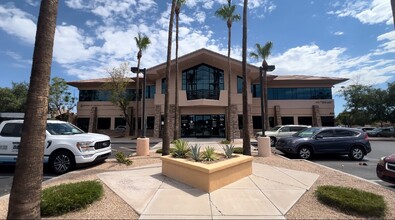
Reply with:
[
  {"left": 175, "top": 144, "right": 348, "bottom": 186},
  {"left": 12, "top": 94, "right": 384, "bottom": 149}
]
[{"left": 98, "top": 138, "right": 320, "bottom": 219}]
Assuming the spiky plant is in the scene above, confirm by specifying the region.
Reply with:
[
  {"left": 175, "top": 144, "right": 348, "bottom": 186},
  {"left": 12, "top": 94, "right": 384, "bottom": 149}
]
[
  {"left": 189, "top": 144, "right": 201, "bottom": 162},
  {"left": 201, "top": 146, "right": 218, "bottom": 162},
  {"left": 223, "top": 144, "right": 235, "bottom": 158},
  {"left": 171, "top": 139, "right": 190, "bottom": 158}
]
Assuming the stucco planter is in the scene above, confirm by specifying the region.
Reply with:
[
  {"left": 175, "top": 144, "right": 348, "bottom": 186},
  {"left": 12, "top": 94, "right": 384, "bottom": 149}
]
[{"left": 161, "top": 155, "right": 253, "bottom": 192}]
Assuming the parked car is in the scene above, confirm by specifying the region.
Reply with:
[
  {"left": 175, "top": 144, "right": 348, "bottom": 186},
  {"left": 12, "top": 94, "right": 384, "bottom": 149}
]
[
  {"left": 366, "top": 127, "right": 394, "bottom": 137},
  {"left": 115, "top": 125, "right": 126, "bottom": 132},
  {"left": 0, "top": 120, "right": 112, "bottom": 174},
  {"left": 275, "top": 127, "right": 371, "bottom": 160},
  {"left": 357, "top": 127, "right": 376, "bottom": 132},
  {"left": 376, "top": 154, "right": 395, "bottom": 184},
  {"left": 256, "top": 125, "right": 310, "bottom": 146}
]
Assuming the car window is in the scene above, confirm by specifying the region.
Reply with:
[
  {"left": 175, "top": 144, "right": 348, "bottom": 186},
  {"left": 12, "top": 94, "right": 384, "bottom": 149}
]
[
  {"left": 0, "top": 123, "right": 23, "bottom": 137},
  {"left": 279, "top": 127, "right": 290, "bottom": 132},
  {"left": 334, "top": 129, "right": 358, "bottom": 137},
  {"left": 317, "top": 130, "right": 334, "bottom": 137},
  {"left": 47, "top": 123, "right": 85, "bottom": 135},
  {"left": 269, "top": 126, "right": 282, "bottom": 131},
  {"left": 290, "top": 126, "right": 307, "bottom": 132},
  {"left": 294, "top": 127, "right": 320, "bottom": 138}
]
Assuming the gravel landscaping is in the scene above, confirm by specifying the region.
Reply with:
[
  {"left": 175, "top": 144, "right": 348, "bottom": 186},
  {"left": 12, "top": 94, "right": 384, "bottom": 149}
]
[{"left": 0, "top": 151, "right": 394, "bottom": 219}]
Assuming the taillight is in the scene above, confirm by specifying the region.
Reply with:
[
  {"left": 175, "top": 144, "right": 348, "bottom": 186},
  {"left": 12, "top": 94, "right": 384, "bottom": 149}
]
[{"left": 364, "top": 133, "right": 369, "bottom": 141}]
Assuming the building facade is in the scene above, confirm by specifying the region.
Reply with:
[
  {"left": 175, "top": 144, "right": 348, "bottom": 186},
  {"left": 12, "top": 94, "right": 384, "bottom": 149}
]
[{"left": 68, "top": 48, "right": 347, "bottom": 138}]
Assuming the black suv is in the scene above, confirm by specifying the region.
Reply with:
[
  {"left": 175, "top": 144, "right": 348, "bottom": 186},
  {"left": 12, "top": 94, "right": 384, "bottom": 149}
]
[{"left": 276, "top": 127, "right": 371, "bottom": 160}]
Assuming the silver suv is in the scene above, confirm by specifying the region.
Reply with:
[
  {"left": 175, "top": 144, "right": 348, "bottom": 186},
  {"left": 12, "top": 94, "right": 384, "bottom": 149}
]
[{"left": 256, "top": 125, "right": 310, "bottom": 146}]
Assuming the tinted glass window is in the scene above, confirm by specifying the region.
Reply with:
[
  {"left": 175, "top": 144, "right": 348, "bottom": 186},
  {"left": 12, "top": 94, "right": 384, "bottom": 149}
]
[
  {"left": 335, "top": 129, "right": 358, "bottom": 137},
  {"left": 317, "top": 130, "right": 334, "bottom": 137},
  {"left": 279, "top": 127, "right": 290, "bottom": 132},
  {"left": 0, "top": 123, "right": 22, "bottom": 137},
  {"left": 237, "top": 76, "right": 243, "bottom": 94},
  {"left": 290, "top": 126, "right": 307, "bottom": 132}
]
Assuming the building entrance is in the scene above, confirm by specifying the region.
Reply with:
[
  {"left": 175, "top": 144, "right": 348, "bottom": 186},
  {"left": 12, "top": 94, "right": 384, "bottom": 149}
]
[{"left": 181, "top": 115, "right": 225, "bottom": 138}]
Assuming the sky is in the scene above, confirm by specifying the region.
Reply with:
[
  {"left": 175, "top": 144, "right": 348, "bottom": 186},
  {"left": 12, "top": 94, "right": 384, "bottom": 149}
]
[{"left": 0, "top": 0, "right": 394, "bottom": 115}]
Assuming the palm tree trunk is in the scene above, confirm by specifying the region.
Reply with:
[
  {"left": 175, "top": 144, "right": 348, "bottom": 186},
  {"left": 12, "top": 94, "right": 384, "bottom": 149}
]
[
  {"left": 264, "top": 70, "right": 269, "bottom": 130},
  {"left": 135, "top": 59, "right": 141, "bottom": 137},
  {"left": 392, "top": 0, "right": 395, "bottom": 29},
  {"left": 174, "top": 11, "right": 180, "bottom": 140},
  {"left": 163, "top": 0, "right": 176, "bottom": 155},
  {"left": 7, "top": 0, "right": 58, "bottom": 218},
  {"left": 227, "top": 24, "right": 232, "bottom": 141},
  {"left": 242, "top": 0, "right": 251, "bottom": 155}
]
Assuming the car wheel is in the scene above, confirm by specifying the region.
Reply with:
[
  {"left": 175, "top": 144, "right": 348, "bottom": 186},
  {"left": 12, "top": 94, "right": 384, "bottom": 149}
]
[
  {"left": 349, "top": 146, "right": 364, "bottom": 161},
  {"left": 49, "top": 150, "right": 75, "bottom": 175},
  {"left": 270, "top": 137, "right": 276, "bottom": 146},
  {"left": 298, "top": 146, "right": 312, "bottom": 159}
]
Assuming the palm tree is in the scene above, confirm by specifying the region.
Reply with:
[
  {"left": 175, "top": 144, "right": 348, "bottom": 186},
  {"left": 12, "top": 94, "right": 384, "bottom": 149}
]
[
  {"left": 174, "top": 0, "right": 186, "bottom": 140},
  {"left": 163, "top": 0, "right": 177, "bottom": 155},
  {"left": 392, "top": 0, "right": 395, "bottom": 29},
  {"left": 250, "top": 41, "right": 273, "bottom": 131},
  {"left": 215, "top": 0, "right": 240, "bottom": 141},
  {"left": 134, "top": 33, "right": 151, "bottom": 137},
  {"left": 7, "top": 0, "right": 59, "bottom": 218},
  {"left": 241, "top": 0, "right": 251, "bottom": 155}
]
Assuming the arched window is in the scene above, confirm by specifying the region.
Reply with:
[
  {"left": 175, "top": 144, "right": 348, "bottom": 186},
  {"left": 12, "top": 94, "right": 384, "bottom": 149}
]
[{"left": 182, "top": 64, "right": 224, "bottom": 100}]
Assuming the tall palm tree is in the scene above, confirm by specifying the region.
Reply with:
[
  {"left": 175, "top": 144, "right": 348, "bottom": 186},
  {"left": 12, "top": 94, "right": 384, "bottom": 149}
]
[
  {"left": 215, "top": 0, "right": 240, "bottom": 141},
  {"left": 242, "top": 0, "right": 250, "bottom": 155},
  {"left": 134, "top": 33, "right": 151, "bottom": 137},
  {"left": 392, "top": 0, "right": 395, "bottom": 29},
  {"left": 7, "top": 0, "right": 58, "bottom": 218},
  {"left": 250, "top": 41, "right": 273, "bottom": 131},
  {"left": 174, "top": 0, "right": 186, "bottom": 140},
  {"left": 163, "top": 0, "right": 177, "bottom": 155}
]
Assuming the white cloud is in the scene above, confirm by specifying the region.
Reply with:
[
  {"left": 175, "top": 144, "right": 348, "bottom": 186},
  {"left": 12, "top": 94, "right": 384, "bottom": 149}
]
[
  {"left": 194, "top": 11, "right": 206, "bottom": 23},
  {"left": 267, "top": 44, "right": 394, "bottom": 89},
  {"left": 333, "top": 31, "right": 344, "bottom": 35},
  {"left": 329, "top": 0, "right": 393, "bottom": 25},
  {"left": 374, "top": 31, "right": 395, "bottom": 55},
  {"left": 0, "top": 4, "right": 36, "bottom": 44},
  {"left": 25, "top": 0, "right": 40, "bottom": 7}
]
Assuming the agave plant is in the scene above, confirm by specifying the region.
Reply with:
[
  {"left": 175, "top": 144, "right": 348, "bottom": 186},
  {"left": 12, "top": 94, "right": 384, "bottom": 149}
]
[
  {"left": 223, "top": 144, "right": 235, "bottom": 158},
  {"left": 189, "top": 144, "right": 201, "bottom": 162},
  {"left": 171, "top": 139, "right": 190, "bottom": 158},
  {"left": 201, "top": 146, "right": 218, "bottom": 161}
]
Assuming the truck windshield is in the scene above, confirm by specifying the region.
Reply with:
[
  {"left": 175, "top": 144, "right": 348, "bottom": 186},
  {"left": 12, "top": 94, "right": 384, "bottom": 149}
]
[{"left": 47, "top": 123, "right": 85, "bottom": 135}]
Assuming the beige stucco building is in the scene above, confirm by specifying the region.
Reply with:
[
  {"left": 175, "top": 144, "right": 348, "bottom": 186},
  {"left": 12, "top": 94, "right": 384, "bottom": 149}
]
[{"left": 67, "top": 48, "right": 347, "bottom": 138}]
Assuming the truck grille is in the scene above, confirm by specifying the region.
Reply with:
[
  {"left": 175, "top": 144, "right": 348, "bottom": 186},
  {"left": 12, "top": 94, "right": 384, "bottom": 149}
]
[{"left": 94, "top": 140, "right": 111, "bottom": 150}]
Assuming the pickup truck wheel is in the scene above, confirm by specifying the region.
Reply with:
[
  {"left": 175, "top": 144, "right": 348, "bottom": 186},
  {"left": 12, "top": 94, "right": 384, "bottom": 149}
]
[{"left": 49, "top": 151, "right": 75, "bottom": 175}]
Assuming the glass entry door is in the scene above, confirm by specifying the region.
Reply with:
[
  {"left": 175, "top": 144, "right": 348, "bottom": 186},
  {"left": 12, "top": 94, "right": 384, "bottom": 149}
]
[{"left": 181, "top": 115, "right": 225, "bottom": 138}]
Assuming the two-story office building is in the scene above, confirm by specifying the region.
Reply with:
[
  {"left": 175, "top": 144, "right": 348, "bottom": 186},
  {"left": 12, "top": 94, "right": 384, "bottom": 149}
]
[{"left": 67, "top": 48, "right": 347, "bottom": 138}]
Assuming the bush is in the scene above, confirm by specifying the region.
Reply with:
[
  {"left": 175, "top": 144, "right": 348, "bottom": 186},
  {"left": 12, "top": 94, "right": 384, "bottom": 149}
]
[
  {"left": 315, "top": 185, "right": 387, "bottom": 218},
  {"left": 41, "top": 180, "right": 103, "bottom": 217},
  {"left": 201, "top": 146, "right": 217, "bottom": 161},
  {"left": 233, "top": 147, "right": 243, "bottom": 154},
  {"left": 155, "top": 148, "right": 175, "bottom": 154},
  {"left": 115, "top": 152, "right": 133, "bottom": 165},
  {"left": 171, "top": 139, "right": 190, "bottom": 158},
  {"left": 220, "top": 140, "right": 231, "bottom": 144}
]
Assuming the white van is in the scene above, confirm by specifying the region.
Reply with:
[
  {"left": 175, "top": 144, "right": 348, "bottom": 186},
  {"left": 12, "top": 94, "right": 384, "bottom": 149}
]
[{"left": 0, "top": 120, "right": 111, "bottom": 174}]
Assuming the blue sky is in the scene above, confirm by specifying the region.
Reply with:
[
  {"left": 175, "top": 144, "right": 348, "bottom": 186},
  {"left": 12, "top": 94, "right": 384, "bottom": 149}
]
[{"left": 0, "top": 0, "right": 394, "bottom": 115}]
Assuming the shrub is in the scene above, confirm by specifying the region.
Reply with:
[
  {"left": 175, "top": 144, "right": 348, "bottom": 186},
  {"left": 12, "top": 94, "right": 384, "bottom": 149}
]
[
  {"left": 223, "top": 144, "right": 235, "bottom": 158},
  {"left": 315, "top": 185, "right": 387, "bottom": 218},
  {"left": 115, "top": 152, "right": 133, "bottom": 166},
  {"left": 201, "top": 146, "right": 217, "bottom": 161},
  {"left": 189, "top": 144, "right": 201, "bottom": 161},
  {"left": 155, "top": 148, "right": 175, "bottom": 154},
  {"left": 41, "top": 180, "right": 103, "bottom": 217},
  {"left": 233, "top": 147, "right": 243, "bottom": 154},
  {"left": 220, "top": 140, "right": 231, "bottom": 144},
  {"left": 171, "top": 139, "right": 190, "bottom": 158}
]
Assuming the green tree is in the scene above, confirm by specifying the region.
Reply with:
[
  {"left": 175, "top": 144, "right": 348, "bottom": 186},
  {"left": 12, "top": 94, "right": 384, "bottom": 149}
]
[
  {"left": 173, "top": 0, "right": 186, "bottom": 140},
  {"left": 0, "top": 82, "right": 29, "bottom": 112},
  {"left": 7, "top": 0, "right": 59, "bottom": 218},
  {"left": 105, "top": 62, "right": 133, "bottom": 131},
  {"left": 134, "top": 33, "right": 151, "bottom": 137},
  {"left": 250, "top": 41, "right": 273, "bottom": 132},
  {"left": 215, "top": 0, "right": 241, "bottom": 141},
  {"left": 48, "top": 77, "right": 76, "bottom": 120},
  {"left": 242, "top": 0, "right": 251, "bottom": 155},
  {"left": 163, "top": 0, "right": 177, "bottom": 155},
  {"left": 366, "top": 88, "right": 387, "bottom": 126}
]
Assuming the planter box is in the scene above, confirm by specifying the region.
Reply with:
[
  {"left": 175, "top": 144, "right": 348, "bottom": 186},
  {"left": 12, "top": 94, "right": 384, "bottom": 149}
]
[{"left": 161, "top": 155, "right": 253, "bottom": 192}]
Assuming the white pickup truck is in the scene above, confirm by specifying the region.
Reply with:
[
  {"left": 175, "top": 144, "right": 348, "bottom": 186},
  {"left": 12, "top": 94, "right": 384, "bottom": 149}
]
[{"left": 0, "top": 120, "right": 111, "bottom": 174}]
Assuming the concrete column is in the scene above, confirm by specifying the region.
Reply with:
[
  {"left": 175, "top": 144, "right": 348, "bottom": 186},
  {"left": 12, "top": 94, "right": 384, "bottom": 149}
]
[
  {"left": 257, "top": 136, "right": 271, "bottom": 157},
  {"left": 274, "top": 105, "right": 281, "bottom": 126},
  {"left": 312, "top": 105, "right": 322, "bottom": 126},
  {"left": 136, "top": 137, "right": 150, "bottom": 156}
]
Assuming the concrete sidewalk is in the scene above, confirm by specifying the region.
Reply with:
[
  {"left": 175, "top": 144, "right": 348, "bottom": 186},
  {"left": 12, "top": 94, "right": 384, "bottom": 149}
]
[{"left": 98, "top": 139, "right": 319, "bottom": 219}]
